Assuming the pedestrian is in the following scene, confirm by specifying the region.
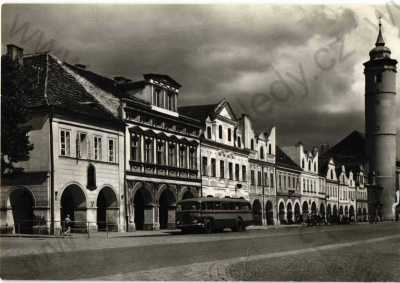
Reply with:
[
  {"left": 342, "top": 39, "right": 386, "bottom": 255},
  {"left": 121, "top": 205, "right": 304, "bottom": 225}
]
[{"left": 64, "top": 214, "right": 72, "bottom": 236}]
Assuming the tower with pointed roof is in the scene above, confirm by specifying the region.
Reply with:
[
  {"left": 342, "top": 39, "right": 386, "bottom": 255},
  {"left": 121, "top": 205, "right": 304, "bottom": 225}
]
[{"left": 364, "top": 20, "right": 398, "bottom": 220}]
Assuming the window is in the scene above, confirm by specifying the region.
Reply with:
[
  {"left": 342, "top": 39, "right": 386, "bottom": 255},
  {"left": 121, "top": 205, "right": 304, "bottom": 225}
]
[
  {"left": 264, "top": 172, "right": 269, "bottom": 186},
  {"left": 220, "top": 160, "right": 225, "bottom": 178},
  {"left": 279, "top": 175, "right": 282, "bottom": 188},
  {"left": 152, "top": 87, "right": 157, "bottom": 105},
  {"left": 237, "top": 136, "right": 241, "bottom": 148},
  {"left": 202, "top": 157, "right": 208, "bottom": 176},
  {"left": 167, "top": 92, "right": 175, "bottom": 111},
  {"left": 211, "top": 158, "right": 216, "bottom": 177},
  {"left": 270, "top": 173, "right": 274, "bottom": 188},
  {"left": 228, "top": 162, "right": 233, "bottom": 180},
  {"left": 156, "top": 141, "right": 165, "bottom": 165},
  {"left": 251, "top": 170, "right": 255, "bottom": 185},
  {"left": 108, "top": 138, "right": 116, "bottom": 163},
  {"left": 131, "top": 135, "right": 141, "bottom": 162},
  {"left": 251, "top": 139, "right": 254, "bottom": 150},
  {"left": 155, "top": 88, "right": 163, "bottom": 107},
  {"left": 94, "top": 136, "right": 102, "bottom": 161},
  {"left": 179, "top": 145, "right": 187, "bottom": 168},
  {"left": 268, "top": 144, "right": 272, "bottom": 155},
  {"left": 168, "top": 143, "right": 177, "bottom": 166},
  {"left": 189, "top": 147, "right": 197, "bottom": 169},
  {"left": 235, "top": 164, "right": 240, "bottom": 181},
  {"left": 77, "top": 132, "right": 87, "bottom": 159},
  {"left": 260, "top": 147, "right": 264, "bottom": 159},
  {"left": 60, "top": 129, "right": 71, "bottom": 156},
  {"left": 308, "top": 162, "right": 311, "bottom": 171},
  {"left": 207, "top": 126, "right": 212, "bottom": 139},
  {"left": 144, "top": 138, "right": 153, "bottom": 163},
  {"left": 330, "top": 170, "right": 333, "bottom": 180},
  {"left": 314, "top": 163, "right": 317, "bottom": 172},
  {"left": 228, "top": 128, "right": 232, "bottom": 141},
  {"left": 87, "top": 164, "right": 96, "bottom": 190},
  {"left": 218, "top": 125, "right": 223, "bottom": 139},
  {"left": 257, "top": 171, "right": 262, "bottom": 186},
  {"left": 242, "top": 165, "right": 247, "bottom": 182}
]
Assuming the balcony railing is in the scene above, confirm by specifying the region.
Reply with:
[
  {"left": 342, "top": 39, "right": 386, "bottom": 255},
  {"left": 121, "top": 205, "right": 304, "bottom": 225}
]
[{"left": 129, "top": 160, "right": 199, "bottom": 180}]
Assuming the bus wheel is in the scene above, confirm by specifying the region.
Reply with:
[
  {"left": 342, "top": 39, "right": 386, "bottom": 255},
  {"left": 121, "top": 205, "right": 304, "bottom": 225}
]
[
  {"left": 205, "top": 219, "right": 214, "bottom": 234},
  {"left": 232, "top": 219, "right": 243, "bottom": 232}
]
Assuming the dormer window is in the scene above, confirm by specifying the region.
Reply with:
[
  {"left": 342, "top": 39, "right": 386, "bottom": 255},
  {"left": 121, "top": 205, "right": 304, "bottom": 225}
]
[
  {"left": 237, "top": 137, "right": 241, "bottom": 148},
  {"left": 268, "top": 144, "right": 272, "bottom": 155},
  {"left": 302, "top": 159, "right": 305, "bottom": 169},
  {"left": 228, "top": 128, "right": 232, "bottom": 142},
  {"left": 251, "top": 139, "right": 254, "bottom": 150},
  {"left": 218, "top": 125, "right": 223, "bottom": 139},
  {"left": 206, "top": 126, "right": 212, "bottom": 139},
  {"left": 260, "top": 147, "right": 264, "bottom": 159}
]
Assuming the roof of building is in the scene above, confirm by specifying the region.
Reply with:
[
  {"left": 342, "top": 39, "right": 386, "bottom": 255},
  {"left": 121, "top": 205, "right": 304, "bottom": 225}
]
[
  {"left": 276, "top": 146, "right": 302, "bottom": 171},
  {"left": 21, "top": 53, "right": 120, "bottom": 124},
  {"left": 320, "top": 130, "right": 366, "bottom": 166},
  {"left": 178, "top": 103, "right": 219, "bottom": 123}
]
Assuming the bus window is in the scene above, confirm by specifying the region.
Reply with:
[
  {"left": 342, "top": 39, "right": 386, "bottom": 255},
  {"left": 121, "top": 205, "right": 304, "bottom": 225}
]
[
  {"left": 222, "top": 202, "right": 231, "bottom": 210},
  {"left": 214, "top": 202, "right": 222, "bottom": 210},
  {"left": 178, "top": 201, "right": 200, "bottom": 211},
  {"left": 239, "top": 203, "right": 251, "bottom": 210},
  {"left": 202, "top": 202, "right": 213, "bottom": 210}
]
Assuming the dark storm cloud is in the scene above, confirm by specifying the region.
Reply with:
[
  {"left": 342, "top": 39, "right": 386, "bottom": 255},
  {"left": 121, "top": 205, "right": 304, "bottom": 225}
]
[{"left": 2, "top": 4, "right": 399, "bottom": 156}]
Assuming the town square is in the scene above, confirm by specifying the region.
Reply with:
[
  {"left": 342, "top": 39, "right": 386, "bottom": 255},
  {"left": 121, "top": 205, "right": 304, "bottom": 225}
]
[{"left": 1, "top": 3, "right": 399, "bottom": 281}]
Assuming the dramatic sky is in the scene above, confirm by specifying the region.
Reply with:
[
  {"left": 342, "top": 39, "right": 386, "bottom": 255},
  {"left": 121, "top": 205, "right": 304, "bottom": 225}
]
[{"left": 2, "top": 4, "right": 400, "bottom": 156}]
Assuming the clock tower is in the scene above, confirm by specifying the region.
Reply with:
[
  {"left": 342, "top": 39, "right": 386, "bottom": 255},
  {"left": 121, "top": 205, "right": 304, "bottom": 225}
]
[{"left": 364, "top": 20, "right": 398, "bottom": 220}]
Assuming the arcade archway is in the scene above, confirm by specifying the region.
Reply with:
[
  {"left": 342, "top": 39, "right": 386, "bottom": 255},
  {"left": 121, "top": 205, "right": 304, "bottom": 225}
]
[
  {"left": 294, "top": 202, "right": 301, "bottom": 223},
  {"left": 252, "top": 199, "right": 262, "bottom": 225},
  {"left": 287, "top": 202, "right": 293, "bottom": 224},
  {"left": 133, "top": 187, "right": 153, "bottom": 230},
  {"left": 182, "top": 190, "right": 194, "bottom": 200},
  {"left": 10, "top": 188, "right": 34, "bottom": 234},
  {"left": 97, "top": 187, "right": 118, "bottom": 231},
  {"left": 266, "top": 201, "right": 274, "bottom": 225},
  {"left": 61, "top": 185, "right": 86, "bottom": 232},
  {"left": 159, "top": 188, "right": 176, "bottom": 229},
  {"left": 278, "top": 202, "right": 285, "bottom": 224}
]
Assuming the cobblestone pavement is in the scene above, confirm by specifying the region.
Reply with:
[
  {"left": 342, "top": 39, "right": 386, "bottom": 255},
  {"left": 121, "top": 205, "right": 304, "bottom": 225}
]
[{"left": 1, "top": 222, "right": 399, "bottom": 280}]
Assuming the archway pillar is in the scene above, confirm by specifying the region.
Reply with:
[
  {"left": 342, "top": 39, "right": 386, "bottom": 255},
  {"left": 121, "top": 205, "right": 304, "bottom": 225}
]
[
  {"left": 87, "top": 205, "right": 98, "bottom": 233},
  {"left": 54, "top": 199, "right": 62, "bottom": 235}
]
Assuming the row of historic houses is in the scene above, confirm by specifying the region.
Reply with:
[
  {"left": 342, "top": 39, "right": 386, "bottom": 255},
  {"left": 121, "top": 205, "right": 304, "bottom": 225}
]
[{"left": 1, "top": 42, "right": 397, "bottom": 234}]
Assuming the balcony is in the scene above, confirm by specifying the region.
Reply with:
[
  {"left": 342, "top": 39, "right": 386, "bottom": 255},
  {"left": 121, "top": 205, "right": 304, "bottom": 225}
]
[{"left": 128, "top": 160, "right": 199, "bottom": 181}]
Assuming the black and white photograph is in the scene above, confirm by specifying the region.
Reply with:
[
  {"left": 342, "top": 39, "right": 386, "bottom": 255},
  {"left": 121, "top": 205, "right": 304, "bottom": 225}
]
[{"left": 1, "top": 1, "right": 399, "bottom": 281}]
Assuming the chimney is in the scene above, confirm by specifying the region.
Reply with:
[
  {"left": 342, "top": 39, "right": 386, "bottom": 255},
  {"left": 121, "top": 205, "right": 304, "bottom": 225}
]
[{"left": 6, "top": 44, "right": 23, "bottom": 65}]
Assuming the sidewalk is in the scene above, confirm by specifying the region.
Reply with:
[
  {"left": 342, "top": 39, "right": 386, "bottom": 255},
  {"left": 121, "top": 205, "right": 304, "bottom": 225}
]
[{"left": 0, "top": 223, "right": 302, "bottom": 239}]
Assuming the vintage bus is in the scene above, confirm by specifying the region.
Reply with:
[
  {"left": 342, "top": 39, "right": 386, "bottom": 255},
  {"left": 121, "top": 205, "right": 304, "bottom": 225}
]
[{"left": 175, "top": 197, "right": 253, "bottom": 233}]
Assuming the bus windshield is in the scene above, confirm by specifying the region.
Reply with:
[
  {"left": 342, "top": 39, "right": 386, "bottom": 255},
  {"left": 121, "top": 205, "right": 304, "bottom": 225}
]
[{"left": 177, "top": 201, "right": 200, "bottom": 211}]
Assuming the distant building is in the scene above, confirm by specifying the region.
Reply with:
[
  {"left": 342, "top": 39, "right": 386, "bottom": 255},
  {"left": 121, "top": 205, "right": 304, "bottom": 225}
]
[
  {"left": 179, "top": 100, "right": 250, "bottom": 200},
  {"left": 275, "top": 146, "right": 302, "bottom": 224},
  {"left": 282, "top": 143, "right": 323, "bottom": 220}
]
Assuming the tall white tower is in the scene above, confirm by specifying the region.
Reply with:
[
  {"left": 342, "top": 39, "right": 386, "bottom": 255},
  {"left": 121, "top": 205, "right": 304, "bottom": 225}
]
[{"left": 364, "top": 20, "right": 398, "bottom": 220}]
